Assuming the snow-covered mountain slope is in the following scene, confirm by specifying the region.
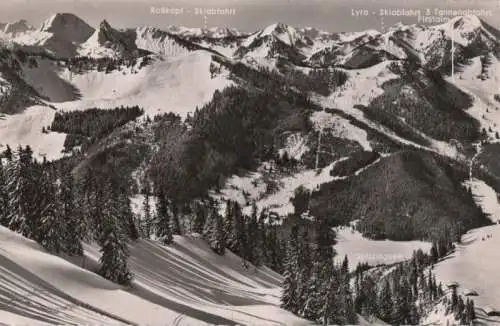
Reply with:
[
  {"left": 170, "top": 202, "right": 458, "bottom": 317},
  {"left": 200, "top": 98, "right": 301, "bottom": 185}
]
[
  {"left": 449, "top": 54, "right": 500, "bottom": 139},
  {"left": 40, "top": 13, "right": 94, "bottom": 45},
  {"left": 1, "top": 14, "right": 94, "bottom": 58},
  {"left": 135, "top": 27, "right": 191, "bottom": 58},
  {"left": 433, "top": 224, "right": 500, "bottom": 323},
  {"left": 21, "top": 58, "right": 81, "bottom": 103},
  {"left": 54, "top": 51, "right": 232, "bottom": 117},
  {"left": 0, "top": 226, "right": 309, "bottom": 325},
  {"left": 464, "top": 178, "right": 500, "bottom": 223},
  {"left": 2, "top": 19, "right": 34, "bottom": 36},
  {"left": 314, "top": 61, "right": 463, "bottom": 159},
  {"left": 0, "top": 105, "right": 66, "bottom": 160}
]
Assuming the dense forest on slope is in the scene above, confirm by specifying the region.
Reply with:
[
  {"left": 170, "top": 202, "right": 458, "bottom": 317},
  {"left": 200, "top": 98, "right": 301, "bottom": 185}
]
[
  {"left": 310, "top": 150, "right": 491, "bottom": 241},
  {"left": 371, "top": 64, "right": 480, "bottom": 143},
  {"left": 49, "top": 106, "right": 144, "bottom": 151},
  {"left": 150, "top": 85, "right": 314, "bottom": 202}
]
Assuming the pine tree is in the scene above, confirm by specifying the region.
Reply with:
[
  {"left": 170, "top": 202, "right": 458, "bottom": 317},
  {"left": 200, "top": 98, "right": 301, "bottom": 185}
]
[
  {"left": 430, "top": 241, "right": 438, "bottom": 264},
  {"left": 256, "top": 210, "right": 267, "bottom": 267},
  {"left": 321, "top": 267, "right": 340, "bottom": 326},
  {"left": 59, "top": 172, "right": 85, "bottom": 256},
  {"left": 0, "top": 160, "right": 8, "bottom": 226},
  {"left": 291, "top": 185, "right": 310, "bottom": 217},
  {"left": 98, "top": 181, "right": 133, "bottom": 285},
  {"left": 203, "top": 205, "right": 226, "bottom": 255},
  {"left": 303, "top": 217, "right": 336, "bottom": 322},
  {"left": 3, "top": 145, "right": 12, "bottom": 161},
  {"left": 193, "top": 200, "right": 207, "bottom": 234},
  {"left": 296, "top": 228, "right": 312, "bottom": 315},
  {"left": 339, "top": 256, "right": 357, "bottom": 324},
  {"left": 5, "top": 146, "right": 35, "bottom": 237},
  {"left": 156, "top": 189, "right": 173, "bottom": 245},
  {"left": 281, "top": 224, "right": 300, "bottom": 314},
  {"left": 142, "top": 183, "right": 153, "bottom": 238},
  {"left": 247, "top": 203, "right": 262, "bottom": 265},
  {"left": 226, "top": 201, "right": 245, "bottom": 256},
  {"left": 378, "top": 279, "right": 394, "bottom": 322},
  {"left": 171, "top": 202, "right": 182, "bottom": 235},
  {"left": 37, "top": 166, "right": 63, "bottom": 253},
  {"left": 119, "top": 190, "right": 139, "bottom": 241}
]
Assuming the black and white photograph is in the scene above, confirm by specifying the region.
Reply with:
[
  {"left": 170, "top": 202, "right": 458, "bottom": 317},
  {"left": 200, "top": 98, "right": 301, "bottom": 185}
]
[{"left": 0, "top": 0, "right": 499, "bottom": 324}]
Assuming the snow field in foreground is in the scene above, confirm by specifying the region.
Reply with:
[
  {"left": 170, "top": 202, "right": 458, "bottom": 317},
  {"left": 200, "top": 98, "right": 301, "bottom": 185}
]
[{"left": 0, "top": 226, "right": 310, "bottom": 325}]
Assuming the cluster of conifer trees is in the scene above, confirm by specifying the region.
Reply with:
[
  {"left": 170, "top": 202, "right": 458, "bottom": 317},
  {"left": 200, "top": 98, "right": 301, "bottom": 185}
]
[
  {"left": 0, "top": 145, "right": 137, "bottom": 285},
  {"left": 140, "top": 188, "right": 287, "bottom": 272},
  {"left": 280, "top": 219, "right": 477, "bottom": 325},
  {"left": 281, "top": 219, "right": 358, "bottom": 325}
]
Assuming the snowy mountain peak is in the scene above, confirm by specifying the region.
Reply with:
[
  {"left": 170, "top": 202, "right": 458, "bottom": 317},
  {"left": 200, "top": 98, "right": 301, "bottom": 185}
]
[
  {"left": 94, "top": 19, "right": 127, "bottom": 47},
  {"left": 99, "top": 19, "right": 113, "bottom": 32},
  {"left": 258, "top": 22, "right": 302, "bottom": 47},
  {"left": 3, "top": 19, "right": 34, "bottom": 36},
  {"left": 39, "top": 13, "right": 94, "bottom": 43},
  {"left": 261, "top": 22, "right": 293, "bottom": 37},
  {"left": 445, "top": 15, "right": 483, "bottom": 32},
  {"left": 80, "top": 19, "right": 140, "bottom": 58},
  {"left": 436, "top": 15, "right": 497, "bottom": 47}
]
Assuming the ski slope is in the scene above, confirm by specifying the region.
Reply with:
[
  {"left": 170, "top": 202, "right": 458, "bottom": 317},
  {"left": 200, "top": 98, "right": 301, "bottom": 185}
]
[
  {"left": 0, "top": 226, "right": 309, "bottom": 325},
  {"left": 432, "top": 177, "right": 500, "bottom": 322},
  {"left": 450, "top": 55, "right": 500, "bottom": 140},
  {"left": 54, "top": 51, "right": 233, "bottom": 118},
  {"left": 433, "top": 224, "right": 500, "bottom": 323},
  {"left": 0, "top": 105, "right": 66, "bottom": 160},
  {"left": 463, "top": 178, "right": 500, "bottom": 223}
]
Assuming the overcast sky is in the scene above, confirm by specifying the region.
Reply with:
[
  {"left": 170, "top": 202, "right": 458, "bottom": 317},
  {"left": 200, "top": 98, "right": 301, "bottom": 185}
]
[{"left": 0, "top": 0, "right": 499, "bottom": 33}]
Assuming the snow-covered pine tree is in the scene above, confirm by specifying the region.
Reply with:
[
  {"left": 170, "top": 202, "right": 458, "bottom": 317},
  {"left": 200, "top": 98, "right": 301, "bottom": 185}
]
[
  {"left": 247, "top": 203, "right": 262, "bottom": 266},
  {"left": 320, "top": 268, "right": 340, "bottom": 326},
  {"left": 203, "top": 204, "right": 226, "bottom": 255},
  {"left": 193, "top": 200, "right": 207, "bottom": 234},
  {"left": 296, "top": 229, "right": 312, "bottom": 316},
  {"left": 226, "top": 201, "right": 245, "bottom": 256},
  {"left": 3, "top": 145, "right": 12, "bottom": 161},
  {"left": 339, "top": 256, "right": 357, "bottom": 324},
  {"left": 281, "top": 223, "right": 299, "bottom": 314},
  {"left": 5, "top": 146, "right": 35, "bottom": 237},
  {"left": 78, "top": 167, "right": 100, "bottom": 241},
  {"left": 303, "top": 217, "right": 335, "bottom": 322},
  {"left": 0, "top": 159, "right": 8, "bottom": 226},
  {"left": 37, "top": 165, "right": 63, "bottom": 254},
  {"left": 378, "top": 279, "right": 394, "bottom": 322},
  {"left": 98, "top": 182, "right": 133, "bottom": 285},
  {"left": 171, "top": 201, "right": 182, "bottom": 235},
  {"left": 119, "top": 190, "right": 139, "bottom": 241},
  {"left": 142, "top": 183, "right": 153, "bottom": 238},
  {"left": 156, "top": 189, "right": 173, "bottom": 245},
  {"left": 257, "top": 210, "right": 267, "bottom": 267},
  {"left": 59, "top": 172, "right": 85, "bottom": 256}
]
